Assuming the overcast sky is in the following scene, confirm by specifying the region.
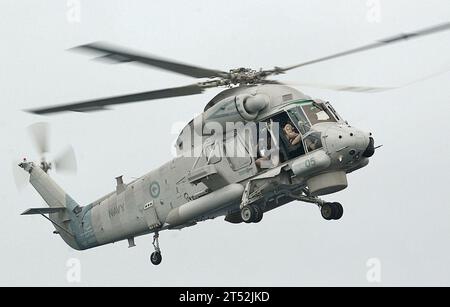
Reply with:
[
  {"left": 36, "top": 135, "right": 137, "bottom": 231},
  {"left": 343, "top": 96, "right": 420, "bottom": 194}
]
[{"left": 1, "top": 0, "right": 450, "bottom": 286}]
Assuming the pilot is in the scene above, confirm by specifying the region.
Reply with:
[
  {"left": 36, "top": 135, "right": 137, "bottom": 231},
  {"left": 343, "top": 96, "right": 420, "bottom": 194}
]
[{"left": 283, "top": 122, "right": 302, "bottom": 146}]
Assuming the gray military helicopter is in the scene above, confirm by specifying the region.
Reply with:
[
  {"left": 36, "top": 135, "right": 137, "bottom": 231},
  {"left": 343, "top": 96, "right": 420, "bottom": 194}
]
[{"left": 18, "top": 23, "right": 450, "bottom": 265}]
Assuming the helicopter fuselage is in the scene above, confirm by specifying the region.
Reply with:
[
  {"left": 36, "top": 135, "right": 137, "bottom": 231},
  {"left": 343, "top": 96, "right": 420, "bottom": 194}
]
[{"left": 20, "top": 84, "right": 374, "bottom": 251}]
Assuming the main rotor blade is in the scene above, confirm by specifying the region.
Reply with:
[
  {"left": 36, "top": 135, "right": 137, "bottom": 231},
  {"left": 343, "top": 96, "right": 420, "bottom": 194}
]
[
  {"left": 279, "top": 66, "right": 450, "bottom": 93},
  {"left": 279, "top": 81, "right": 395, "bottom": 93},
  {"left": 278, "top": 22, "right": 450, "bottom": 72},
  {"left": 74, "top": 42, "right": 227, "bottom": 79},
  {"left": 28, "top": 122, "right": 49, "bottom": 154},
  {"left": 26, "top": 84, "right": 205, "bottom": 114}
]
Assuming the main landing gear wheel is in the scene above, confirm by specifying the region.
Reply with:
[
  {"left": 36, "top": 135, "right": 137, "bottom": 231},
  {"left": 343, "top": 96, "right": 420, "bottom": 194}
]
[
  {"left": 253, "top": 205, "right": 264, "bottom": 223},
  {"left": 332, "top": 202, "right": 344, "bottom": 220},
  {"left": 241, "top": 205, "right": 263, "bottom": 223},
  {"left": 241, "top": 205, "right": 255, "bottom": 223},
  {"left": 150, "top": 232, "right": 162, "bottom": 265},
  {"left": 321, "top": 202, "right": 344, "bottom": 220}
]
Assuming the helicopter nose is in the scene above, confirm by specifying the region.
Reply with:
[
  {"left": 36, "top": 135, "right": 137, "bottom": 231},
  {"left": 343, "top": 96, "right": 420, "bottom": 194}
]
[{"left": 362, "top": 137, "right": 375, "bottom": 157}]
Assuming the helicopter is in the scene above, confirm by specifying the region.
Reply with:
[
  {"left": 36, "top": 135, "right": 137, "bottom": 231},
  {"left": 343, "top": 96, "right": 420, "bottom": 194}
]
[{"left": 17, "top": 23, "right": 450, "bottom": 265}]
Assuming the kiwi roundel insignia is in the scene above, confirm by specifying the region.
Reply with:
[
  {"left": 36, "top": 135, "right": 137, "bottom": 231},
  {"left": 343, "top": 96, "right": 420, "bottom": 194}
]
[{"left": 149, "top": 181, "right": 160, "bottom": 198}]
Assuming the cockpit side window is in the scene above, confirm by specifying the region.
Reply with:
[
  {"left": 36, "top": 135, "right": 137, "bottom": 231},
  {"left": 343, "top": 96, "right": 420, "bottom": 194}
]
[
  {"left": 304, "top": 131, "right": 323, "bottom": 152},
  {"left": 287, "top": 107, "right": 310, "bottom": 135}
]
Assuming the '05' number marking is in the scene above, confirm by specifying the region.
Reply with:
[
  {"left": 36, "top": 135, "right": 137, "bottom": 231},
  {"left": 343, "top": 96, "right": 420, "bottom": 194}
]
[{"left": 305, "top": 157, "right": 316, "bottom": 168}]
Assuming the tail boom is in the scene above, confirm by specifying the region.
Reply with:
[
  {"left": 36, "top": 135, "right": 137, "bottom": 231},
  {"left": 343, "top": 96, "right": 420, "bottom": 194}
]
[{"left": 19, "top": 161, "right": 99, "bottom": 250}]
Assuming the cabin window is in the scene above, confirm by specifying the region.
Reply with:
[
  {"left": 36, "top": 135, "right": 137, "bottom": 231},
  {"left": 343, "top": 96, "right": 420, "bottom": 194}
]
[
  {"left": 223, "top": 136, "right": 252, "bottom": 170},
  {"left": 204, "top": 141, "right": 221, "bottom": 164}
]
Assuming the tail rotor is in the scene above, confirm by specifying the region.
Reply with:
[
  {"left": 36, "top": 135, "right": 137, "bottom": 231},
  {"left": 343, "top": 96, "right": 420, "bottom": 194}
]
[{"left": 12, "top": 122, "right": 78, "bottom": 191}]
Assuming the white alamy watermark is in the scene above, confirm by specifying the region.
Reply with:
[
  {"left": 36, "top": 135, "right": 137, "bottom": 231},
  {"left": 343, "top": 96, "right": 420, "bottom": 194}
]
[
  {"left": 170, "top": 118, "right": 281, "bottom": 169},
  {"left": 171, "top": 119, "right": 193, "bottom": 158},
  {"left": 366, "top": 0, "right": 382, "bottom": 23},
  {"left": 66, "top": 0, "right": 81, "bottom": 24},
  {"left": 66, "top": 257, "right": 81, "bottom": 283},
  {"left": 366, "top": 257, "right": 381, "bottom": 283}
]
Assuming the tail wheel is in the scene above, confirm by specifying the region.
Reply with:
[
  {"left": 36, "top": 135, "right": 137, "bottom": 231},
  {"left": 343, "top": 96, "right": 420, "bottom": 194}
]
[{"left": 150, "top": 251, "right": 162, "bottom": 265}]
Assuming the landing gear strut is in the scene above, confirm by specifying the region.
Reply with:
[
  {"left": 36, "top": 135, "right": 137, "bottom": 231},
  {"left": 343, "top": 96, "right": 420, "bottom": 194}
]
[
  {"left": 150, "top": 232, "right": 162, "bottom": 265},
  {"left": 241, "top": 204, "right": 264, "bottom": 223},
  {"left": 240, "top": 180, "right": 264, "bottom": 224},
  {"left": 289, "top": 191, "right": 344, "bottom": 221}
]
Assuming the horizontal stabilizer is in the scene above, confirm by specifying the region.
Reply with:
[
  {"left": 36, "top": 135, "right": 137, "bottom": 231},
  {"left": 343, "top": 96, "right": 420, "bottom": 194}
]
[{"left": 21, "top": 207, "right": 66, "bottom": 215}]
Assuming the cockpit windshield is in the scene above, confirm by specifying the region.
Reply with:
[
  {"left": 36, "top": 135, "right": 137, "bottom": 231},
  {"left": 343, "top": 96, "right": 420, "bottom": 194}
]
[
  {"left": 286, "top": 101, "right": 336, "bottom": 135},
  {"left": 301, "top": 102, "right": 336, "bottom": 125}
]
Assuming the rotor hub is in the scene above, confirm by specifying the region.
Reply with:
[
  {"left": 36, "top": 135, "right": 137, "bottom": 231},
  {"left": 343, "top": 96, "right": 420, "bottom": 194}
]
[{"left": 225, "top": 68, "right": 265, "bottom": 85}]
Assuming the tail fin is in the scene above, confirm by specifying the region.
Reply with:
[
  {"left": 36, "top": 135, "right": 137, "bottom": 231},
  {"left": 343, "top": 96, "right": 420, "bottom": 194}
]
[
  {"left": 19, "top": 161, "right": 79, "bottom": 211},
  {"left": 19, "top": 161, "right": 86, "bottom": 250}
]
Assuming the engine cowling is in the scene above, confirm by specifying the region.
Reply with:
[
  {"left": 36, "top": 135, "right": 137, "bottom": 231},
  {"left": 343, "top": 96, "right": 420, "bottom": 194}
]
[{"left": 235, "top": 94, "right": 269, "bottom": 121}]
